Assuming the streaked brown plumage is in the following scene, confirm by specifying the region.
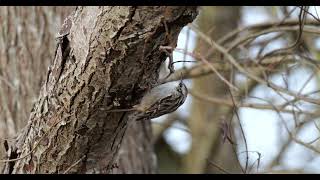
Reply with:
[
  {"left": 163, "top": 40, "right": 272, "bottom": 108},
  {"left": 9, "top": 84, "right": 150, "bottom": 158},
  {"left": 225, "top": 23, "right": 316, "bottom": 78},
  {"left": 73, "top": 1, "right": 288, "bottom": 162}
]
[{"left": 105, "top": 80, "right": 188, "bottom": 121}]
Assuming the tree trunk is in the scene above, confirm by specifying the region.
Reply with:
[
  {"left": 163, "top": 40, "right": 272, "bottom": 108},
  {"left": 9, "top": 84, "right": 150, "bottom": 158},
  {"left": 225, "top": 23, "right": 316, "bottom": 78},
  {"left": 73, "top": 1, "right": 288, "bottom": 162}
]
[
  {"left": 113, "top": 120, "right": 156, "bottom": 174},
  {"left": 0, "top": 6, "right": 198, "bottom": 174},
  {"left": 0, "top": 6, "right": 75, "bottom": 172}
]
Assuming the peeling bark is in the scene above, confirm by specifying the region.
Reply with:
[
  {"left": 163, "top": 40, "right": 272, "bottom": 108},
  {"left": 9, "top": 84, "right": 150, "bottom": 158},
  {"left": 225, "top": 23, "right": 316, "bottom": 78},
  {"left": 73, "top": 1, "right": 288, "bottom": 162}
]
[{"left": 1, "top": 6, "right": 197, "bottom": 174}]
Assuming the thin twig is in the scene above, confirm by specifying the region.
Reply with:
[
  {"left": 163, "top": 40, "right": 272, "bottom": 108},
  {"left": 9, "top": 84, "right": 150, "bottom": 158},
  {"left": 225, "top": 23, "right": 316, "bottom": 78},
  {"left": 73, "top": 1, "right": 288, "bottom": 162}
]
[
  {"left": 63, "top": 155, "right": 86, "bottom": 174},
  {"left": 291, "top": 136, "right": 320, "bottom": 154},
  {"left": 227, "top": 87, "right": 249, "bottom": 173},
  {"left": 190, "top": 89, "right": 315, "bottom": 115},
  {"left": 164, "top": 53, "right": 297, "bottom": 83},
  {"left": 191, "top": 24, "right": 320, "bottom": 105},
  {"left": 298, "top": 70, "right": 316, "bottom": 95},
  {"left": 207, "top": 159, "right": 230, "bottom": 174},
  {"left": 196, "top": 52, "right": 239, "bottom": 91},
  {"left": 259, "top": 6, "right": 308, "bottom": 61}
]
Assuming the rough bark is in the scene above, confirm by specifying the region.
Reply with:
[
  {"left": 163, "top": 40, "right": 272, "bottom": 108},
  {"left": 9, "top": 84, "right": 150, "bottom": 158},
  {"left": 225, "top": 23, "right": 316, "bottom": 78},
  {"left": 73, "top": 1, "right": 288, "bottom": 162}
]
[
  {"left": 1, "top": 6, "right": 198, "bottom": 174},
  {"left": 112, "top": 120, "right": 155, "bottom": 174},
  {"left": 0, "top": 6, "right": 75, "bottom": 172},
  {"left": 0, "top": 6, "right": 74, "bottom": 138}
]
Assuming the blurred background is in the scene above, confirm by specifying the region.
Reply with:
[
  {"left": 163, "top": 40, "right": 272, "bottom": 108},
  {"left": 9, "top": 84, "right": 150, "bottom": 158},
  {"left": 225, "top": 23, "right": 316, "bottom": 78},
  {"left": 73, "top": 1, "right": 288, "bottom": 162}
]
[
  {"left": 1, "top": 6, "right": 320, "bottom": 173},
  {"left": 154, "top": 6, "right": 320, "bottom": 173}
]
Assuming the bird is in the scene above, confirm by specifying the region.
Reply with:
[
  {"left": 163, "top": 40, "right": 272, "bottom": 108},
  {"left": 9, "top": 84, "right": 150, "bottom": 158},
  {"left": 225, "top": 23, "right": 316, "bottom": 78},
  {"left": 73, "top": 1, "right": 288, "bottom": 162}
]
[{"left": 104, "top": 79, "right": 188, "bottom": 121}]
